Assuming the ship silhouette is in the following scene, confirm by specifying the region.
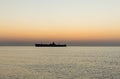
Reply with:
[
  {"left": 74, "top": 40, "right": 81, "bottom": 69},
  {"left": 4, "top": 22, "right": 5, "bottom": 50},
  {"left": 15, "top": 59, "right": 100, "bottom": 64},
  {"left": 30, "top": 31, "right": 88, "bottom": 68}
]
[{"left": 35, "top": 42, "right": 67, "bottom": 47}]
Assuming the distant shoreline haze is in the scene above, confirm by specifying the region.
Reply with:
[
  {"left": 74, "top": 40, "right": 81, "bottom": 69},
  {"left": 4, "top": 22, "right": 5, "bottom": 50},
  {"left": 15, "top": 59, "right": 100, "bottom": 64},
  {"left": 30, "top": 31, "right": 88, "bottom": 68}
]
[{"left": 0, "top": 41, "right": 120, "bottom": 46}]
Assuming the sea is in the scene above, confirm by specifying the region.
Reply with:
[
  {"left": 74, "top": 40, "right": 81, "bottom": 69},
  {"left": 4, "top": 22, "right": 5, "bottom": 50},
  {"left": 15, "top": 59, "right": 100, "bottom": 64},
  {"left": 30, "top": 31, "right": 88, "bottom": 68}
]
[{"left": 0, "top": 46, "right": 120, "bottom": 79}]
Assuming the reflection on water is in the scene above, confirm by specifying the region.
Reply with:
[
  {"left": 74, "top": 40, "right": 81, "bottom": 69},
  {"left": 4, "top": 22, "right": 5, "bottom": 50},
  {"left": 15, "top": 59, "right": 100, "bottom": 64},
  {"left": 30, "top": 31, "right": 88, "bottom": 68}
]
[{"left": 0, "top": 46, "right": 120, "bottom": 79}]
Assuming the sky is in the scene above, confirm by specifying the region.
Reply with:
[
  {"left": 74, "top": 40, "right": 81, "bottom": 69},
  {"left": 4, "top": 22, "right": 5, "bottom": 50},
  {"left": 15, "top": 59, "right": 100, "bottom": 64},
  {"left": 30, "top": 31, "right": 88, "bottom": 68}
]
[{"left": 0, "top": 0, "right": 120, "bottom": 46}]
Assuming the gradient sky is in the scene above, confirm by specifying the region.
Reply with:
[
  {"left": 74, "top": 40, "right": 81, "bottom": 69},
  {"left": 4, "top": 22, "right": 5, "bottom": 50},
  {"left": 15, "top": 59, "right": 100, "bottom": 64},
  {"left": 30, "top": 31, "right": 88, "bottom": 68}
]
[{"left": 0, "top": 0, "right": 120, "bottom": 46}]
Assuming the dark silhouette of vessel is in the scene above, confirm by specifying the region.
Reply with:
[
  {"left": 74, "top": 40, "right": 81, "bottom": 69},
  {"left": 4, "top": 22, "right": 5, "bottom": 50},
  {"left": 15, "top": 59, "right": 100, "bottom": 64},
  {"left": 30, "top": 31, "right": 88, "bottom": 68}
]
[{"left": 35, "top": 42, "right": 67, "bottom": 47}]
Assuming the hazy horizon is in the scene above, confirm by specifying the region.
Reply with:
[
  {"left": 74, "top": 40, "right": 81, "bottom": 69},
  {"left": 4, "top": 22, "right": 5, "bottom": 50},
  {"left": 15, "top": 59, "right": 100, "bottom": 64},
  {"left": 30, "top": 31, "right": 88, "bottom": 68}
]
[
  {"left": 0, "top": 0, "right": 120, "bottom": 46},
  {"left": 0, "top": 40, "right": 120, "bottom": 46}
]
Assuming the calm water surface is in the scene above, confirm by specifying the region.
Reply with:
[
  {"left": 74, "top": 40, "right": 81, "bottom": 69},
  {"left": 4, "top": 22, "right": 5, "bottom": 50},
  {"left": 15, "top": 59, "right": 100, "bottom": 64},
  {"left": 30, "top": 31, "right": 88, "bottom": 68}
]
[{"left": 0, "top": 46, "right": 120, "bottom": 79}]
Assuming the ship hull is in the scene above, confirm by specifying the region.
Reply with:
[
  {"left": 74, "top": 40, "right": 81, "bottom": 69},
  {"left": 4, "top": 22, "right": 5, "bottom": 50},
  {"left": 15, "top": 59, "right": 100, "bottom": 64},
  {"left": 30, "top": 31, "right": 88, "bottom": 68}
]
[{"left": 35, "top": 44, "right": 67, "bottom": 47}]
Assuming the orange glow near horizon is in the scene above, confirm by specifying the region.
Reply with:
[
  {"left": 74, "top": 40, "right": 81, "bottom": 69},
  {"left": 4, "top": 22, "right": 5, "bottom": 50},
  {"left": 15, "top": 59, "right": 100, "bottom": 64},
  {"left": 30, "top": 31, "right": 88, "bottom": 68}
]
[{"left": 1, "top": 24, "right": 120, "bottom": 42}]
